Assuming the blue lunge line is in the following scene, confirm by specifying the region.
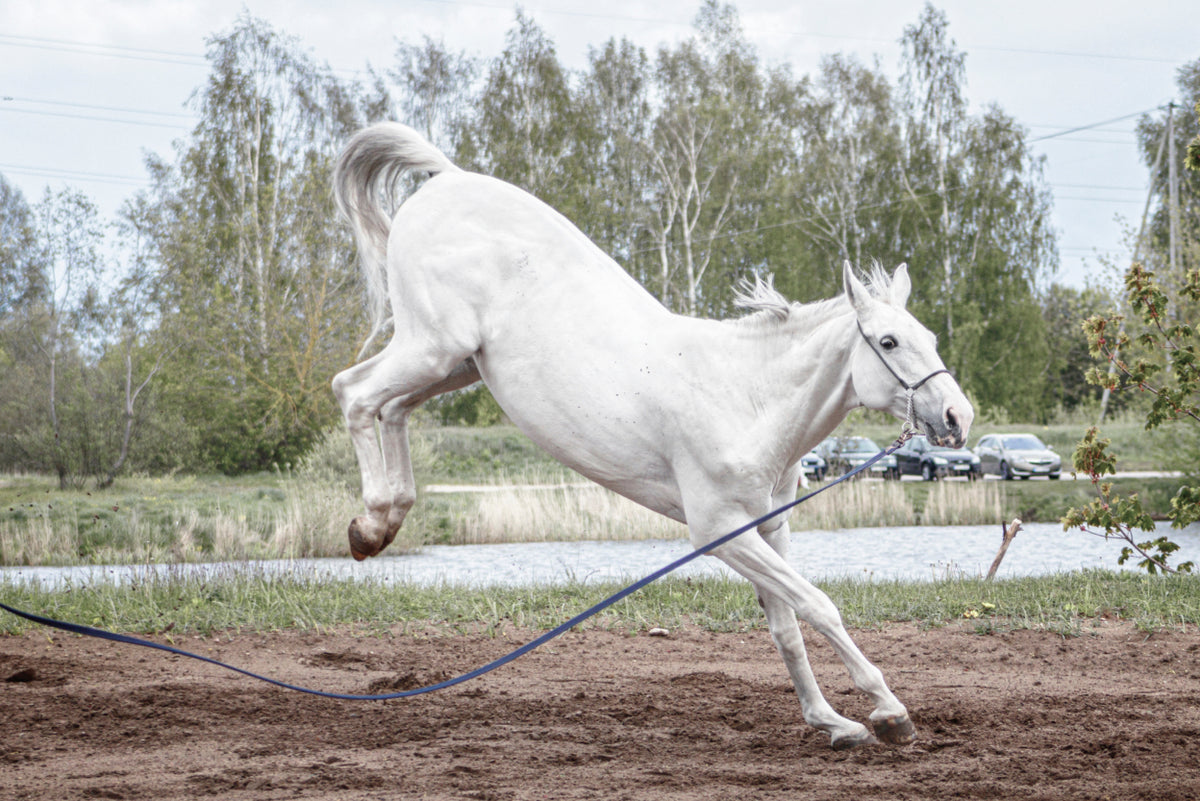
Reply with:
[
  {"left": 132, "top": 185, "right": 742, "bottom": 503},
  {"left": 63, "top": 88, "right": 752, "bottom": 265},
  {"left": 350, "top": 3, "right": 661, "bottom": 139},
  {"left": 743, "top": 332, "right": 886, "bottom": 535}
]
[{"left": 0, "top": 447, "right": 897, "bottom": 700}]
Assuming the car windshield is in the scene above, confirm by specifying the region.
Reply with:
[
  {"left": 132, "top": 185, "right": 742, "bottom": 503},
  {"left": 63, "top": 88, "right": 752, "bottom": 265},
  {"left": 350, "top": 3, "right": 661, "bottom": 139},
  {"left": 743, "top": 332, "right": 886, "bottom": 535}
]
[
  {"left": 839, "top": 437, "right": 879, "bottom": 453},
  {"left": 1002, "top": 435, "right": 1046, "bottom": 450}
]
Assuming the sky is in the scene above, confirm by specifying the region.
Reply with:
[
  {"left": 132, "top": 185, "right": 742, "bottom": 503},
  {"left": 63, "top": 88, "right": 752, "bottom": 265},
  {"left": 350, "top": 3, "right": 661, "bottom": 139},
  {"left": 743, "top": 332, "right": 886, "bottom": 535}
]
[{"left": 1, "top": 0, "right": 1197, "bottom": 291}]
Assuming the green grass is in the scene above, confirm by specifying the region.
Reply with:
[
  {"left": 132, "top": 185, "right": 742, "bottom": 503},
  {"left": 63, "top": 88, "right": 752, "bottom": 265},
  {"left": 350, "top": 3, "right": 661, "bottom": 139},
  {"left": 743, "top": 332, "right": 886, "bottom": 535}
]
[{"left": 2, "top": 570, "right": 1197, "bottom": 637}]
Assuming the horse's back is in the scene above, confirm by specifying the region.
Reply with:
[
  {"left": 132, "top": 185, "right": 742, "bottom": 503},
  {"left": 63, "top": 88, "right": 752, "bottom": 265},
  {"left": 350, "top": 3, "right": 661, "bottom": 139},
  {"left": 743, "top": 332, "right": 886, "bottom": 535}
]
[{"left": 388, "top": 170, "right": 666, "bottom": 339}]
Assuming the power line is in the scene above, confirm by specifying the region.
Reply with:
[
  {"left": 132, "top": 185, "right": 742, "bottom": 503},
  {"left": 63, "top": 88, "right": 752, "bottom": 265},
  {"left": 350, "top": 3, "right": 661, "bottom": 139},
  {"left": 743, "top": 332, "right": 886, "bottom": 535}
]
[
  {"left": 1054, "top": 195, "right": 1147, "bottom": 205},
  {"left": 0, "top": 106, "right": 190, "bottom": 130},
  {"left": 0, "top": 33, "right": 206, "bottom": 67},
  {"left": 0, "top": 163, "right": 148, "bottom": 187},
  {"left": 968, "top": 43, "right": 1181, "bottom": 65},
  {"left": 1028, "top": 107, "right": 1164, "bottom": 143},
  {"left": 1050, "top": 182, "right": 1146, "bottom": 192},
  {"left": 1, "top": 95, "right": 194, "bottom": 120}
]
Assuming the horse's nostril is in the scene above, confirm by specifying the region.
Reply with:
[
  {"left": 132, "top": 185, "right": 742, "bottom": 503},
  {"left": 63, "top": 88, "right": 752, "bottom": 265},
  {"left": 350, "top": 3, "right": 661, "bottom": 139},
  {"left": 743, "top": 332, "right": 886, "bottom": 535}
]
[{"left": 945, "top": 406, "right": 960, "bottom": 433}]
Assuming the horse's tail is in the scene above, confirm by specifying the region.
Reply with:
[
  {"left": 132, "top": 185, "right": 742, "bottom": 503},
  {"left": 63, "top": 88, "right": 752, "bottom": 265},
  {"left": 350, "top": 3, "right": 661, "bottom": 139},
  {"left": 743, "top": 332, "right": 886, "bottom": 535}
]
[{"left": 333, "top": 122, "right": 462, "bottom": 348}]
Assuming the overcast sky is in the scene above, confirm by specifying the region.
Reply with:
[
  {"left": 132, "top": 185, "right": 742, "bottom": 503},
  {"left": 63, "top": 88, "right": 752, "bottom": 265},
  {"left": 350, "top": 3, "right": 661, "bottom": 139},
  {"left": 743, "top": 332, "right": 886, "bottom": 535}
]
[{"left": 2, "top": 0, "right": 1197, "bottom": 291}]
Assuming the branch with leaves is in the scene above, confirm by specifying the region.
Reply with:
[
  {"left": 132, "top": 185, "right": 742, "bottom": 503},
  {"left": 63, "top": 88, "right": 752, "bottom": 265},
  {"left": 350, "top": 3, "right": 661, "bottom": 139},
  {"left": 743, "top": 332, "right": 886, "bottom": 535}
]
[{"left": 1063, "top": 265, "right": 1199, "bottom": 574}]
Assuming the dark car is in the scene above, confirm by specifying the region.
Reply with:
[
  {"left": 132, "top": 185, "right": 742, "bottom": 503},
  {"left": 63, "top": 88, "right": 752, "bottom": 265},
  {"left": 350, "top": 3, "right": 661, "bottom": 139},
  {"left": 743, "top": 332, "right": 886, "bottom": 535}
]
[
  {"left": 800, "top": 449, "right": 827, "bottom": 482},
  {"left": 974, "top": 433, "right": 1061, "bottom": 480},
  {"left": 814, "top": 436, "right": 899, "bottom": 480},
  {"left": 893, "top": 434, "right": 981, "bottom": 480}
]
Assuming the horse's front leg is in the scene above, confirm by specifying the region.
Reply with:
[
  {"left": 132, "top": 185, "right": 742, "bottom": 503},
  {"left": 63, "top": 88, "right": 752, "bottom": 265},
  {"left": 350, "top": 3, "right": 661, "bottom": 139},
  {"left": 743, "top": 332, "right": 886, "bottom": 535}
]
[
  {"left": 709, "top": 523, "right": 914, "bottom": 747},
  {"left": 756, "top": 524, "right": 878, "bottom": 749}
]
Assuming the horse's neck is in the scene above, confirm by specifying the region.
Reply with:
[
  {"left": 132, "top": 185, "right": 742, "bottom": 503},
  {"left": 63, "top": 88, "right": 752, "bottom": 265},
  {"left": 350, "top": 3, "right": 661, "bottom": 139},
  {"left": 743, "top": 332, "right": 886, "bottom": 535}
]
[{"left": 727, "top": 310, "right": 862, "bottom": 466}]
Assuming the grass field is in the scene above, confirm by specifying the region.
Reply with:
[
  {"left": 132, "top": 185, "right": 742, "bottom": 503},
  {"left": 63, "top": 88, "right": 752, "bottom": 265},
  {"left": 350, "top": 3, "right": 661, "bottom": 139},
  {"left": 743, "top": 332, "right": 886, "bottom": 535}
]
[
  {"left": 2, "top": 568, "right": 1197, "bottom": 637},
  {"left": 0, "top": 417, "right": 1191, "bottom": 567}
]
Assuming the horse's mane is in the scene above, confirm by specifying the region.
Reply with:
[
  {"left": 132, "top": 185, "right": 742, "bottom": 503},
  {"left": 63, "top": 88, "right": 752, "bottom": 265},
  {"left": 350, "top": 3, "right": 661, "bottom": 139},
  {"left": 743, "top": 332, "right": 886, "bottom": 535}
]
[{"left": 732, "top": 265, "right": 896, "bottom": 331}]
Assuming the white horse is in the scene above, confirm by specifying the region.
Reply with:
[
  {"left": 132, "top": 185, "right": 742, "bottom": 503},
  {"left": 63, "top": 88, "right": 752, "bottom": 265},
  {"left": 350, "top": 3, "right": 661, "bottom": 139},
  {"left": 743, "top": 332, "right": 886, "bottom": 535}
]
[{"left": 331, "top": 122, "right": 973, "bottom": 750}]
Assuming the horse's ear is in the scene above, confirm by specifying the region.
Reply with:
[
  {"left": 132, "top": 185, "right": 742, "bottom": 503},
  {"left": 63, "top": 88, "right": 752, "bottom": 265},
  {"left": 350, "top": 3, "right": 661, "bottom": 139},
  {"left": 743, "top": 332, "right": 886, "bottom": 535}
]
[
  {"left": 843, "top": 261, "right": 872, "bottom": 316},
  {"left": 891, "top": 263, "right": 911, "bottom": 307}
]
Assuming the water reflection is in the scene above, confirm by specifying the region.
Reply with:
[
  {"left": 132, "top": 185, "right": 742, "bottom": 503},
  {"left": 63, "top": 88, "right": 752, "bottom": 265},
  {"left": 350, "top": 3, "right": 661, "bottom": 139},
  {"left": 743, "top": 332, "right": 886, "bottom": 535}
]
[{"left": 4, "top": 522, "right": 1199, "bottom": 590}]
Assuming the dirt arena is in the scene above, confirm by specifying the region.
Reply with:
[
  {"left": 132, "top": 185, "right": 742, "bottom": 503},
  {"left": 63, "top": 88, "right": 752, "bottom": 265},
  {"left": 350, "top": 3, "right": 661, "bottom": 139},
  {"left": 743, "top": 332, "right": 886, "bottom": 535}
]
[{"left": 2, "top": 619, "right": 1199, "bottom": 800}]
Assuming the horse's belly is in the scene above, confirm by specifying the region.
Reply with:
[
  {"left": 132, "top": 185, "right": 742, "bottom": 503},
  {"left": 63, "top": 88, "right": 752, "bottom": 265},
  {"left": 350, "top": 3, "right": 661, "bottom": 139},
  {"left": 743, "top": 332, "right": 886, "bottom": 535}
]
[{"left": 475, "top": 350, "right": 686, "bottom": 522}]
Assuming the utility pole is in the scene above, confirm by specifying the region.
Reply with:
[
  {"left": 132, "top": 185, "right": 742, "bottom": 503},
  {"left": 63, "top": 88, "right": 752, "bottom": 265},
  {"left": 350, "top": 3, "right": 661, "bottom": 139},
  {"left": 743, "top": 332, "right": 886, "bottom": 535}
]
[
  {"left": 1169, "top": 102, "right": 1181, "bottom": 285},
  {"left": 1098, "top": 111, "right": 1170, "bottom": 424}
]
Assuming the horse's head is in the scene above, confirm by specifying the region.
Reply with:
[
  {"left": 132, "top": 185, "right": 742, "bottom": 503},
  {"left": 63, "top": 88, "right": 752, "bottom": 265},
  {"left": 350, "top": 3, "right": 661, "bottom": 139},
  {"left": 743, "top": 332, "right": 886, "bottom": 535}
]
[{"left": 844, "top": 262, "right": 973, "bottom": 448}]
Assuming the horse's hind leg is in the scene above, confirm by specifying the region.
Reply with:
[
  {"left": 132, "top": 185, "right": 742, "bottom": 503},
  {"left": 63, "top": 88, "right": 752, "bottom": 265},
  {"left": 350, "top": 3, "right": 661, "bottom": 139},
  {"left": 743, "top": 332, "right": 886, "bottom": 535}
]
[
  {"left": 367, "top": 359, "right": 481, "bottom": 558},
  {"left": 333, "top": 348, "right": 479, "bottom": 560}
]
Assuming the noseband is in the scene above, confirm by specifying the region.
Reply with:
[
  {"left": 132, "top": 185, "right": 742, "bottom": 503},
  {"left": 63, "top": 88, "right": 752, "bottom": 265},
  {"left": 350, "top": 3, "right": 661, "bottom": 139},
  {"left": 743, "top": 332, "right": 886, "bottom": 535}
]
[{"left": 856, "top": 321, "right": 950, "bottom": 439}]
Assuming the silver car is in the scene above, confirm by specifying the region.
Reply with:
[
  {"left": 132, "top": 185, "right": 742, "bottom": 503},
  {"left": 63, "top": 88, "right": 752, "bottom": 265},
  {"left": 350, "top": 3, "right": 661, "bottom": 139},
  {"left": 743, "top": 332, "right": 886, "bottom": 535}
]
[{"left": 973, "top": 433, "right": 1061, "bottom": 480}]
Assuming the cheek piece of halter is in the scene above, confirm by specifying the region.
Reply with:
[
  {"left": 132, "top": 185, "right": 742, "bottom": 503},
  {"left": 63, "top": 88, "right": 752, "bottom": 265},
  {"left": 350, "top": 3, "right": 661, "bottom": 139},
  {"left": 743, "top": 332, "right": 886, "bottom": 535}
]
[{"left": 856, "top": 321, "right": 951, "bottom": 440}]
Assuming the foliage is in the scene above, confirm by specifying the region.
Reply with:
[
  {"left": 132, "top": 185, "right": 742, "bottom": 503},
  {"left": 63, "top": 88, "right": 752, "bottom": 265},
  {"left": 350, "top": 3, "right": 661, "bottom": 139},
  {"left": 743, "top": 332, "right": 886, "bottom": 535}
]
[
  {"left": 1039, "top": 283, "right": 1124, "bottom": 416},
  {"left": 140, "top": 14, "right": 366, "bottom": 473},
  {"left": 1064, "top": 265, "right": 1199, "bottom": 574}
]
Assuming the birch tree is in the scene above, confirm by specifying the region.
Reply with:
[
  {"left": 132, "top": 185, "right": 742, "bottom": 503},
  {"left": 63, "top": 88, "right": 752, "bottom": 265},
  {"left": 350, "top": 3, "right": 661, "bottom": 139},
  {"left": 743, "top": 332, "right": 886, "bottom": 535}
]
[
  {"left": 647, "top": 0, "right": 763, "bottom": 316},
  {"left": 144, "top": 14, "right": 364, "bottom": 472}
]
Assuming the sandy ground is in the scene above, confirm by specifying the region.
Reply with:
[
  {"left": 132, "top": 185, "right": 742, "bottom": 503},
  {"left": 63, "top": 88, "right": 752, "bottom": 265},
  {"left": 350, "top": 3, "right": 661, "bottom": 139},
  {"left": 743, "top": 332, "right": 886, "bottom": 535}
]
[{"left": 2, "top": 619, "right": 1199, "bottom": 800}]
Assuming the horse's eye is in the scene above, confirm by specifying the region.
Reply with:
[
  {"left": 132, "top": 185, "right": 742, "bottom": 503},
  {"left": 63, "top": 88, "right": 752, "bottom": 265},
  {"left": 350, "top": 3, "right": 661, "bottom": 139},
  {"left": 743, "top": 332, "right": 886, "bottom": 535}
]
[{"left": 880, "top": 336, "right": 897, "bottom": 351}]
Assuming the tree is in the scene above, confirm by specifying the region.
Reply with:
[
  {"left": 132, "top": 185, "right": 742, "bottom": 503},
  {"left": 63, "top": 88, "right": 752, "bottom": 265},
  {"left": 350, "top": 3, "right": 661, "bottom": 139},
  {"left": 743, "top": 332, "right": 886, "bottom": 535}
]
[
  {"left": 1039, "top": 283, "right": 1120, "bottom": 416},
  {"left": 896, "top": 4, "right": 1057, "bottom": 418},
  {"left": 460, "top": 11, "right": 584, "bottom": 218},
  {"left": 386, "top": 35, "right": 478, "bottom": 152},
  {"left": 1135, "top": 60, "right": 1200, "bottom": 305},
  {"left": 645, "top": 0, "right": 773, "bottom": 316},
  {"left": 784, "top": 54, "right": 900, "bottom": 296},
  {"left": 575, "top": 36, "right": 654, "bottom": 272},
  {"left": 1065, "top": 264, "right": 1198, "bottom": 573},
  {"left": 26, "top": 189, "right": 106, "bottom": 488},
  {"left": 899, "top": 2, "right": 967, "bottom": 343},
  {"left": 143, "top": 14, "right": 366, "bottom": 472},
  {"left": 91, "top": 197, "right": 177, "bottom": 487},
  {"left": 0, "top": 175, "right": 43, "bottom": 318}
]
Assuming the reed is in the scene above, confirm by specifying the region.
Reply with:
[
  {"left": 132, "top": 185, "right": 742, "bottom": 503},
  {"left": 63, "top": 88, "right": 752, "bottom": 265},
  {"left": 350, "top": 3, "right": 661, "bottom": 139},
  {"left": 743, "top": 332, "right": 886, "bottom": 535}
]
[
  {"left": 789, "top": 479, "right": 916, "bottom": 530},
  {"left": 0, "top": 474, "right": 363, "bottom": 566},
  {"left": 919, "top": 480, "right": 1006, "bottom": 526},
  {"left": 449, "top": 484, "right": 685, "bottom": 544}
]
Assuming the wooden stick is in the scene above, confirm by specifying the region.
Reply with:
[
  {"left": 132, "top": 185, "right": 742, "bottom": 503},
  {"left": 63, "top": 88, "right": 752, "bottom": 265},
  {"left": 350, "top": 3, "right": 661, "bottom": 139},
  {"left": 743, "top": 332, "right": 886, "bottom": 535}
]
[{"left": 985, "top": 518, "right": 1022, "bottom": 581}]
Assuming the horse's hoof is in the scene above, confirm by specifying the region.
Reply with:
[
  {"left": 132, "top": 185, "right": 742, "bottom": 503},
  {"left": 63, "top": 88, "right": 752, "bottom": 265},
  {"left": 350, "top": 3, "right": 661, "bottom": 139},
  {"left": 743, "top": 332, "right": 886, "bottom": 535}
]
[
  {"left": 348, "top": 517, "right": 381, "bottom": 560},
  {"left": 831, "top": 727, "right": 879, "bottom": 751},
  {"left": 872, "top": 714, "right": 917, "bottom": 745}
]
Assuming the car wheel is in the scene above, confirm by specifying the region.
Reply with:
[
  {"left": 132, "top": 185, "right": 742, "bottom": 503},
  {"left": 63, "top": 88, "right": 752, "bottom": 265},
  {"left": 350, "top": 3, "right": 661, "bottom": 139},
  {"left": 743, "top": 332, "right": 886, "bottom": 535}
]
[
  {"left": 921, "top": 463, "right": 935, "bottom": 481},
  {"left": 1049, "top": 473, "right": 1060, "bottom": 480},
  {"left": 1000, "top": 461, "right": 1013, "bottom": 481}
]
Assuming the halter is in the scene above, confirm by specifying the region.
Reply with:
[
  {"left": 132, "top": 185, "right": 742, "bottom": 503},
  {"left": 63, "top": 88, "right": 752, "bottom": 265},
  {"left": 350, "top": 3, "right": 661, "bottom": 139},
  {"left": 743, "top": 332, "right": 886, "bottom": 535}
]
[{"left": 856, "top": 321, "right": 951, "bottom": 441}]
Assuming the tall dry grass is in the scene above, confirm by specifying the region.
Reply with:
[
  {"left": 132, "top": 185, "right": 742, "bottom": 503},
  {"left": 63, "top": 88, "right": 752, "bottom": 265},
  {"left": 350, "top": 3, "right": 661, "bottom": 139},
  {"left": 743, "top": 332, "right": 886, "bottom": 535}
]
[
  {"left": 789, "top": 479, "right": 917, "bottom": 530},
  {"left": 0, "top": 477, "right": 362, "bottom": 566},
  {"left": 920, "top": 480, "right": 1006, "bottom": 526},
  {"left": 450, "top": 484, "right": 686, "bottom": 544}
]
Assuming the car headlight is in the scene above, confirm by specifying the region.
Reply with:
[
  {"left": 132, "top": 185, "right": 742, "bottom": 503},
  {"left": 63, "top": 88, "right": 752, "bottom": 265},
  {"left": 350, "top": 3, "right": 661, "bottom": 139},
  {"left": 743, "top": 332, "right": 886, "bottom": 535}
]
[{"left": 932, "top": 456, "right": 948, "bottom": 465}]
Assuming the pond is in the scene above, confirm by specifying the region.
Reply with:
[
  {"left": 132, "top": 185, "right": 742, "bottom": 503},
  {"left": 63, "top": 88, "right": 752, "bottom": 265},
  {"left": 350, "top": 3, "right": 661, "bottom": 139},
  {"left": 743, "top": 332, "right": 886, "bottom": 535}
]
[{"left": 4, "top": 522, "right": 1199, "bottom": 590}]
